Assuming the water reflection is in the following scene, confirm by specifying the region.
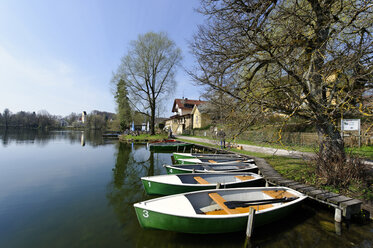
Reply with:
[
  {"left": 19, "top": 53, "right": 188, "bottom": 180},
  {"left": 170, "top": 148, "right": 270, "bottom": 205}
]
[
  {"left": 80, "top": 132, "right": 85, "bottom": 146},
  {"left": 0, "top": 128, "right": 111, "bottom": 147},
  {"left": 106, "top": 143, "right": 159, "bottom": 247}
]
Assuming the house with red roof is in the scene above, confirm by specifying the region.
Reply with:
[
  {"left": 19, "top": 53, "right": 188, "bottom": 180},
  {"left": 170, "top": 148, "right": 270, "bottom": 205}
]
[{"left": 165, "top": 98, "right": 207, "bottom": 134}]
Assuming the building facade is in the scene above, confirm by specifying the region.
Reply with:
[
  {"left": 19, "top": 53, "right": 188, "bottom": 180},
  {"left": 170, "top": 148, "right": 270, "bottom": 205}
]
[{"left": 166, "top": 98, "right": 206, "bottom": 134}]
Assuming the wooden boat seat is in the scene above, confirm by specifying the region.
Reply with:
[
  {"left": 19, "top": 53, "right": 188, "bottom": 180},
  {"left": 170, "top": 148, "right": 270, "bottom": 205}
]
[
  {"left": 234, "top": 175, "right": 254, "bottom": 181},
  {"left": 263, "top": 190, "right": 296, "bottom": 199},
  {"left": 208, "top": 160, "right": 217, "bottom": 163},
  {"left": 208, "top": 193, "right": 239, "bottom": 214},
  {"left": 205, "top": 193, "right": 273, "bottom": 215},
  {"left": 194, "top": 176, "right": 210, "bottom": 185}
]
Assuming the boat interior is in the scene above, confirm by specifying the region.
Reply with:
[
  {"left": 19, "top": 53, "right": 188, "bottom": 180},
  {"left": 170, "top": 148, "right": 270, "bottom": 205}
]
[
  {"left": 172, "top": 163, "right": 256, "bottom": 171},
  {"left": 184, "top": 188, "right": 299, "bottom": 215},
  {"left": 176, "top": 173, "right": 258, "bottom": 184}
]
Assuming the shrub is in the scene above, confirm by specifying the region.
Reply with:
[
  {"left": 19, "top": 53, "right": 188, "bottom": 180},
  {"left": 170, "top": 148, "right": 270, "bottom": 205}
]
[{"left": 310, "top": 150, "right": 371, "bottom": 188}]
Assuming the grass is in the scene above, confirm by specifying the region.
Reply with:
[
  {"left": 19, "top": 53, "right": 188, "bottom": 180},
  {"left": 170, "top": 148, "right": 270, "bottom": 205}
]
[
  {"left": 347, "top": 146, "right": 373, "bottom": 160},
  {"left": 178, "top": 138, "right": 373, "bottom": 201},
  {"left": 183, "top": 135, "right": 373, "bottom": 159},
  {"left": 119, "top": 133, "right": 168, "bottom": 142}
]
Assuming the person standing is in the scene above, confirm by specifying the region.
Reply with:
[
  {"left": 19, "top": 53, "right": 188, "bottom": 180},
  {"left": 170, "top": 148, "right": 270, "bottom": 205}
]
[{"left": 217, "top": 129, "right": 226, "bottom": 148}]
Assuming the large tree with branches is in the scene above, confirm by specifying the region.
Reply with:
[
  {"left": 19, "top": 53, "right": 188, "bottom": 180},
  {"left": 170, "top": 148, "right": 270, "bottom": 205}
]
[
  {"left": 191, "top": 0, "right": 372, "bottom": 161},
  {"left": 114, "top": 32, "right": 182, "bottom": 135}
]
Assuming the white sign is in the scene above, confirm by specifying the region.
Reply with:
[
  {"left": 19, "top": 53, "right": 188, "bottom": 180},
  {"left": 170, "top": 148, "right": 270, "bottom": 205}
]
[{"left": 341, "top": 119, "right": 360, "bottom": 131}]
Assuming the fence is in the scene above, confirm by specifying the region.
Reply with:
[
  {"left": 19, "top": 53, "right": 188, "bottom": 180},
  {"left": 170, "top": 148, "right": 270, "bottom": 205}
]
[{"left": 191, "top": 129, "right": 372, "bottom": 147}]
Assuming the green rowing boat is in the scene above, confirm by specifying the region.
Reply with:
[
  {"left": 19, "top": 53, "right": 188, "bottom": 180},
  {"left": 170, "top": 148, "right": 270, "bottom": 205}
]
[
  {"left": 141, "top": 172, "right": 265, "bottom": 195},
  {"left": 173, "top": 152, "right": 243, "bottom": 161},
  {"left": 175, "top": 157, "right": 254, "bottom": 165},
  {"left": 149, "top": 141, "right": 193, "bottom": 151},
  {"left": 133, "top": 187, "right": 307, "bottom": 234},
  {"left": 164, "top": 163, "right": 258, "bottom": 174}
]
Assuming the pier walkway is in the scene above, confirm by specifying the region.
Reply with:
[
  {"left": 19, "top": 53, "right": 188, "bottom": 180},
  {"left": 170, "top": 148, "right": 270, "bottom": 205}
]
[{"left": 176, "top": 136, "right": 368, "bottom": 222}]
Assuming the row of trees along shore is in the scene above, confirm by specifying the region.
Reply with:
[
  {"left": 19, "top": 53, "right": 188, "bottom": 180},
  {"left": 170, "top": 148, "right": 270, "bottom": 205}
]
[
  {"left": 0, "top": 109, "right": 115, "bottom": 130},
  {"left": 112, "top": 1, "right": 372, "bottom": 187}
]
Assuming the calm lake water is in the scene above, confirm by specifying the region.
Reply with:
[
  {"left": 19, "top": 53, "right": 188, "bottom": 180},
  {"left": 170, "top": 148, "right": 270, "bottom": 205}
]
[{"left": 0, "top": 129, "right": 372, "bottom": 248}]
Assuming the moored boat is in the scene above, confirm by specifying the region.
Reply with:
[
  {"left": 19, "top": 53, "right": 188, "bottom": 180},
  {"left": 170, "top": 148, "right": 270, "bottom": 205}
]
[
  {"left": 133, "top": 187, "right": 307, "bottom": 234},
  {"left": 164, "top": 163, "right": 258, "bottom": 174},
  {"left": 173, "top": 152, "right": 243, "bottom": 161},
  {"left": 176, "top": 157, "right": 254, "bottom": 165},
  {"left": 141, "top": 172, "right": 265, "bottom": 195},
  {"left": 102, "top": 132, "right": 121, "bottom": 138},
  {"left": 149, "top": 141, "right": 193, "bottom": 151}
]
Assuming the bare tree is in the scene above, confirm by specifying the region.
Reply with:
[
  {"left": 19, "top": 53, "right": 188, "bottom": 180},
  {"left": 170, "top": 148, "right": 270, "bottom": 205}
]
[
  {"left": 114, "top": 32, "right": 182, "bottom": 135},
  {"left": 190, "top": 0, "right": 373, "bottom": 161}
]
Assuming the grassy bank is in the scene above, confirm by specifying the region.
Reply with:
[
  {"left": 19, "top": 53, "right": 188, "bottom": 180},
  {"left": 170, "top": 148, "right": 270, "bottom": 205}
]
[{"left": 178, "top": 138, "right": 373, "bottom": 201}]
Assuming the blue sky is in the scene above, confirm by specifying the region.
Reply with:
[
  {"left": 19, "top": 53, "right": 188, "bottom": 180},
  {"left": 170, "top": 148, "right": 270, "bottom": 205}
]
[{"left": 0, "top": 0, "right": 205, "bottom": 117}]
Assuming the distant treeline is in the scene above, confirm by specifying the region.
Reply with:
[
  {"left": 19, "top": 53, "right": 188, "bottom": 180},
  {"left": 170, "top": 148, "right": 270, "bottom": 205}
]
[{"left": 0, "top": 108, "right": 116, "bottom": 130}]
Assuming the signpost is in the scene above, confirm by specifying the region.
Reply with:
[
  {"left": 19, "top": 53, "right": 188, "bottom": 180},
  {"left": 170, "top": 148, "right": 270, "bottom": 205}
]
[{"left": 341, "top": 119, "right": 361, "bottom": 148}]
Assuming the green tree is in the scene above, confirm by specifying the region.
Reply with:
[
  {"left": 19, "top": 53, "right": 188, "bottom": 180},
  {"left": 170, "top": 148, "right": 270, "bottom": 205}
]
[
  {"left": 86, "top": 114, "right": 106, "bottom": 130},
  {"left": 191, "top": 0, "right": 373, "bottom": 161},
  {"left": 114, "top": 32, "right": 182, "bottom": 135},
  {"left": 37, "top": 110, "right": 55, "bottom": 129},
  {"left": 114, "top": 79, "right": 132, "bottom": 131},
  {"left": 3, "top": 109, "right": 11, "bottom": 128}
]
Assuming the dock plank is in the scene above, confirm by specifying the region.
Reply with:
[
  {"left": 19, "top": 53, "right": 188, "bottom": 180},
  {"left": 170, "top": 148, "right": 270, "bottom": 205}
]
[
  {"left": 298, "top": 186, "right": 317, "bottom": 194},
  {"left": 327, "top": 195, "right": 353, "bottom": 205},
  {"left": 316, "top": 192, "right": 340, "bottom": 201},
  {"left": 340, "top": 199, "right": 363, "bottom": 217},
  {"left": 291, "top": 184, "right": 310, "bottom": 190},
  {"left": 307, "top": 189, "right": 328, "bottom": 197}
]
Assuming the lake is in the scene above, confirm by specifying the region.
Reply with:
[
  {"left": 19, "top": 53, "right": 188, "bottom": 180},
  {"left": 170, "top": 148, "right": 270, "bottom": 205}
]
[{"left": 0, "top": 129, "right": 372, "bottom": 248}]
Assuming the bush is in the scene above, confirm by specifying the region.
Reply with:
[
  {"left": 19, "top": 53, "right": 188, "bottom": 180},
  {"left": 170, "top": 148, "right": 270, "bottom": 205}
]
[{"left": 310, "top": 150, "right": 371, "bottom": 188}]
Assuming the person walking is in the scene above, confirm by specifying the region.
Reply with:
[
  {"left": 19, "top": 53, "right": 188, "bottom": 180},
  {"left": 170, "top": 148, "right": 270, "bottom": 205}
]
[{"left": 217, "top": 129, "right": 226, "bottom": 148}]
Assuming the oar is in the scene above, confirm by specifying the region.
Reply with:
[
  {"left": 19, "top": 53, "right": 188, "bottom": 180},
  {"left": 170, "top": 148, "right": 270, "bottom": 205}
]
[{"left": 224, "top": 197, "right": 299, "bottom": 209}]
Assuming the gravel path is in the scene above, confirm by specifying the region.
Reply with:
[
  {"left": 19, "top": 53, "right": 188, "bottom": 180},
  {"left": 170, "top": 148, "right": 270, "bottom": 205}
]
[
  {"left": 177, "top": 135, "right": 373, "bottom": 167},
  {"left": 176, "top": 135, "right": 314, "bottom": 159}
]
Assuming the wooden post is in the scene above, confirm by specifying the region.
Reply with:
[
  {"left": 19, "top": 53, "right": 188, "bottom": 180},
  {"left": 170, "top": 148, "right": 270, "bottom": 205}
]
[
  {"left": 183, "top": 146, "right": 186, "bottom": 152},
  {"left": 335, "top": 208, "right": 342, "bottom": 223},
  {"left": 335, "top": 221, "right": 342, "bottom": 236},
  {"left": 246, "top": 207, "right": 256, "bottom": 238}
]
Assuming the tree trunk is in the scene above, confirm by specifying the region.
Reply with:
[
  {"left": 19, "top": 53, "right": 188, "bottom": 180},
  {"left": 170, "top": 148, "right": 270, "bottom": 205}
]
[
  {"left": 316, "top": 121, "right": 345, "bottom": 162},
  {"left": 150, "top": 105, "right": 156, "bottom": 135}
]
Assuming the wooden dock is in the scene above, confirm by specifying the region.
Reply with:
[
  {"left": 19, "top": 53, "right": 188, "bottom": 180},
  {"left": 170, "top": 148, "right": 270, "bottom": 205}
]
[
  {"left": 254, "top": 157, "right": 363, "bottom": 221},
  {"left": 188, "top": 143, "right": 364, "bottom": 222}
]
